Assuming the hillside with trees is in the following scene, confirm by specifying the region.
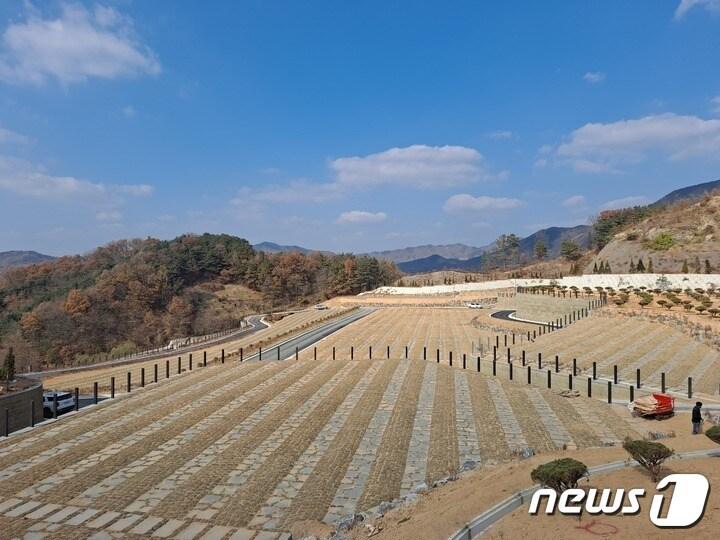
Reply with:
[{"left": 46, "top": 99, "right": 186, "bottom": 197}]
[{"left": 0, "top": 234, "right": 398, "bottom": 370}]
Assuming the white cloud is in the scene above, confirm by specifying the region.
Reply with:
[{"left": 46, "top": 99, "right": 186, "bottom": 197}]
[
  {"left": 485, "top": 130, "right": 514, "bottom": 140},
  {"left": 330, "top": 145, "right": 489, "bottom": 189},
  {"left": 336, "top": 210, "right": 387, "bottom": 224},
  {"left": 443, "top": 194, "right": 523, "bottom": 213},
  {"left": 96, "top": 210, "right": 122, "bottom": 222},
  {"left": 562, "top": 195, "right": 587, "bottom": 208},
  {"left": 0, "top": 3, "right": 160, "bottom": 85},
  {"left": 712, "top": 96, "right": 720, "bottom": 115},
  {"left": 122, "top": 105, "right": 136, "bottom": 118},
  {"left": 533, "top": 158, "right": 548, "bottom": 169},
  {"left": 600, "top": 195, "right": 649, "bottom": 211},
  {"left": 675, "top": 0, "right": 720, "bottom": 19},
  {"left": 232, "top": 180, "right": 342, "bottom": 205},
  {"left": 555, "top": 113, "right": 720, "bottom": 173},
  {"left": 0, "top": 126, "right": 30, "bottom": 145},
  {"left": 583, "top": 71, "right": 606, "bottom": 84},
  {"left": 0, "top": 155, "right": 153, "bottom": 201}
]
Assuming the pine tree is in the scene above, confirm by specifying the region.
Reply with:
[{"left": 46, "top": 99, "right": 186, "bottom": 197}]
[
  {"left": 706, "top": 259, "right": 713, "bottom": 274},
  {"left": 629, "top": 259, "right": 636, "bottom": 273},
  {"left": 648, "top": 258, "right": 654, "bottom": 273},
  {"left": 682, "top": 260, "right": 689, "bottom": 273},
  {"left": 3, "top": 348, "right": 15, "bottom": 383},
  {"left": 694, "top": 256, "right": 701, "bottom": 273},
  {"left": 636, "top": 258, "right": 646, "bottom": 273}
]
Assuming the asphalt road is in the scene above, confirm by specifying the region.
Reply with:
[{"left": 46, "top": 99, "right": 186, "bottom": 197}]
[
  {"left": 490, "top": 310, "right": 520, "bottom": 322},
  {"left": 249, "top": 307, "right": 375, "bottom": 362}
]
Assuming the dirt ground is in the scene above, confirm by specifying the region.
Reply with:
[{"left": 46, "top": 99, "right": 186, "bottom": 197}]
[{"left": 344, "top": 413, "right": 719, "bottom": 540}]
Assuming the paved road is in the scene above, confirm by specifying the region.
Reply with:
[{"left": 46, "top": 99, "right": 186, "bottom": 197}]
[
  {"left": 490, "top": 309, "right": 546, "bottom": 326},
  {"left": 250, "top": 307, "right": 375, "bottom": 362}
]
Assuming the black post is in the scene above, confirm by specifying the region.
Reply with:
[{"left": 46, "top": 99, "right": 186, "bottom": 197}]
[
  {"left": 555, "top": 355, "right": 559, "bottom": 373},
  {"left": 53, "top": 394, "right": 58, "bottom": 419},
  {"left": 527, "top": 365, "right": 531, "bottom": 384},
  {"left": 449, "top": 352, "right": 453, "bottom": 367},
  {"left": 493, "top": 346, "right": 497, "bottom": 361},
  {"left": 547, "top": 370, "right": 551, "bottom": 389},
  {"left": 387, "top": 345, "right": 390, "bottom": 359},
  {"left": 351, "top": 346, "right": 354, "bottom": 360},
  {"left": 661, "top": 372, "right": 666, "bottom": 393},
  {"left": 592, "top": 361, "right": 597, "bottom": 380},
  {"left": 111, "top": 377, "right": 115, "bottom": 398},
  {"left": 277, "top": 346, "right": 281, "bottom": 361},
  {"left": 221, "top": 349, "right": 225, "bottom": 364},
  {"left": 509, "top": 362, "right": 513, "bottom": 381},
  {"left": 613, "top": 365, "right": 618, "bottom": 384},
  {"left": 493, "top": 358, "right": 497, "bottom": 376},
  {"left": 630, "top": 385, "right": 634, "bottom": 402},
  {"left": 507, "top": 348, "right": 511, "bottom": 363},
  {"left": 240, "top": 348, "right": 244, "bottom": 362},
  {"left": 203, "top": 351, "right": 207, "bottom": 367},
  {"left": 141, "top": 368, "right": 145, "bottom": 388},
  {"left": 127, "top": 371, "right": 131, "bottom": 393},
  {"left": 369, "top": 346, "right": 372, "bottom": 360},
  {"left": 572, "top": 358, "right": 577, "bottom": 376},
  {"left": 166, "top": 360, "right": 170, "bottom": 379},
  {"left": 477, "top": 356, "right": 481, "bottom": 372},
  {"left": 296, "top": 347, "right": 299, "bottom": 361},
  {"left": 587, "top": 377, "right": 592, "bottom": 397},
  {"left": 74, "top": 387, "right": 79, "bottom": 411},
  {"left": 333, "top": 347, "right": 336, "bottom": 360},
  {"left": 533, "top": 330, "right": 536, "bottom": 339},
  {"left": 178, "top": 356, "right": 181, "bottom": 374},
  {"left": 513, "top": 333, "right": 516, "bottom": 345},
  {"left": 504, "top": 334, "right": 507, "bottom": 347},
  {"left": 436, "top": 349, "right": 440, "bottom": 363},
  {"left": 405, "top": 346, "right": 408, "bottom": 359},
  {"left": 607, "top": 381, "right": 612, "bottom": 404},
  {"left": 313, "top": 347, "right": 317, "bottom": 361},
  {"left": 154, "top": 364, "right": 158, "bottom": 383},
  {"left": 688, "top": 377, "right": 693, "bottom": 399},
  {"left": 189, "top": 354, "right": 193, "bottom": 370},
  {"left": 568, "top": 374, "right": 573, "bottom": 390},
  {"left": 522, "top": 350, "right": 526, "bottom": 366},
  {"left": 538, "top": 352, "right": 542, "bottom": 370},
  {"left": 93, "top": 382, "right": 98, "bottom": 405},
  {"left": 259, "top": 347, "right": 262, "bottom": 361},
  {"left": 423, "top": 346, "right": 427, "bottom": 360},
  {"left": 636, "top": 368, "right": 641, "bottom": 389},
  {"left": 463, "top": 354, "right": 466, "bottom": 369},
  {"left": 496, "top": 335, "right": 499, "bottom": 347}
]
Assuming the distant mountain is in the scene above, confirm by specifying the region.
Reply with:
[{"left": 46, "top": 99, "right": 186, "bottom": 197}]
[
  {"left": 651, "top": 178, "right": 720, "bottom": 207},
  {"left": 253, "top": 241, "right": 331, "bottom": 255},
  {"left": 398, "top": 254, "right": 485, "bottom": 273},
  {"left": 519, "top": 225, "right": 592, "bottom": 259},
  {"left": 0, "top": 250, "right": 55, "bottom": 271},
  {"left": 367, "top": 243, "right": 488, "bottom": 263}
]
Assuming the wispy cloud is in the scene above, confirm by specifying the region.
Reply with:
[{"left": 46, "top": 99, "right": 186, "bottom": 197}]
[
  {"left": 485, "top": 130, "right": 514, "bottom": 140},
  {"left": 583, "top": 71, "right": 606, "bottom": 84},
  {"left": 122, "top": 105, "right": 136, "bottom": 118},
  {"left": 675, "top": 0, "right": 720, "bottom": 19},
  {"left": 0, "top": 3, "right": 160, "bottom": 85},
  {"left": 0, "top": 126, "right": 30, "bottom": 145},
  {"left": 600, "top": 195, "right": 649, "bottom": 211},
  {"left": 554, "top": 113, "right": 720, "bottom": 173},
  {"left": 562, "top": 195, "right": 587, "bottom": 208},
  {"left": 712, "top": 96, "right": 720, "bottom": 115},
  {"left": 336, "top": 210, "right": 387, "bottom": 224},
  {"left": 443, "top": 194, "right": 523, "bottom": 213}
]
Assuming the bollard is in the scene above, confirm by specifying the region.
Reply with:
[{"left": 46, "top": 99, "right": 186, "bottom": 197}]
[
  {"left": 555, "top": 355, "right": 559, "bottom": 373},
  {"left": 496, "top": 335, "right": 499, "bottom": 347},
  {"left": 369, "top": 346, "right": 372, "bottom": 360},
  {"left": 222, "top": 349, "right": 225, "bottom": 364},
  {"left": 154, "top": 364, "right": 158, "bottom": 383},
  {"left": 166, "top": 360, "right": 170, "bottom": 379},
  {"left": 204, "top": 351, "right": 207, "bottom": 367},
  {"left": 592, "top": 361, "right": 597, "bottom": 380},
  {"left": 127, "top": 371, "right": 132, "bottom": 393},
  {"left": 661, "top": 372, "right": 666, "bottom": 393},
  {"left": 405, "top": 346, "right": 408, "bottom": 359},
  {"left": 141, "top": 367, "right": 145, "bottom": 388},
  {"left": 493, "top": 359, "right": 497, "bottom": 376},
  {"left": 509, "top": 362, "right": 513, "bottom": 381},
  {"left": 296, "top": 347, "right": 299, "bottom": 361},
  {"left": 613, "top": 365, "right": 618, "bottom": 384},
  {"left": 53, "top": 394, "right": 58, "bottom": 419},
  {"left": 178, "top": 356, "right": 181, "bottom": 374},
  {"left": 449, "top": 352, "right": 453, "bottom": 367},
  {"left": 507, "top": 348, "right": 511, "bottom": 363},
  {"left": 351, "top": 346, "right": 354, "bottom": 360},
  {"left": 538, "top": 352, "right": 542, "bottom": 370},
  {"left": 636, "top": 368, "right": 641, "bottom": 389},
  {"left": 189, "top": 354, "right": 193, "bottom": 371},
  {"left": 463, "top": 354, "right": 466, "bottom": 369},
  {"left": 533, "top": 330, "right": 536, "bottom": 339},
  {"left": 587, "top": 377, "right": 592, "bottom": 398},
  {"left": 423, "top": 346, "right": 427, "bottom": 360},
  {"left": 513, "top": 333, "right": 516, "bottom": 345},
  {"left": 241, "top": 348, "right": 244, "bottom": 362},
  {"left": 333, "top": 347, "right": 336, "bottom": 360},
  {"left": 607, "top": 381, "right": 612, "bottom": 404},
  {"left": 259, "top": 347, "right": 262, "bottom": 361},
  {"left": 93, "top": 382, "right": 98, "bottom": 405},
  {"left": 75, "top": 387, "right": 79, "bottom": 411},
  {"left": 527, "top": 331, "right": 530, "bottom": 341},
  {"left": 313, "top": 347, "right": 317, "bottom": 361},
  {"left": 527, "top": 365, "right": 532, "bottom": 384},
  {"left": 568, "top": 374, "right": 573, "bottom": 390},
  {"left": 504, "top": 335, "right": 507, "bottom": 347},
  {"left": 493, "top": 346, "right": 497, "bottom": 362},
  {"left": 630, "top": 385, "right": 634, "bottom": 402},
  {"left": 387, "top": 345, "right": 390, "bottom": 359},
  {"left": 522, "top": 350, "right": 526, "bottom": 366},
  {"left": 111, "top": 377, "right": 115, "bottom": 398},
  {"left": 437, "top": 349, "right": 440, "bottom": 363},
  {"left": 688, "top": 377, "right": 693, "bottom": 399},
  {"left": 547, "top": 370, "right": 551, "bottom": 389},
  {"left": 572, "top": 358, "right": 577, "bottom": 377},
  {"left": 477, "top": 356, "right": 481, "bottom": 373}
]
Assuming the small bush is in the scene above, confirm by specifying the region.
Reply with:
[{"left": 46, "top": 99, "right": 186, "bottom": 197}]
[
  {"left": 623, "top": 438, "right": 674, "bottom": 481},
  {"left": 530, "top": 458, "right": 588, "bottom": 492},
  {"left": 650, "top": 232, "right": 675, "bottom": 251},
  {"left": 706, "top": 425, "right": 720, "bottom": 445}
]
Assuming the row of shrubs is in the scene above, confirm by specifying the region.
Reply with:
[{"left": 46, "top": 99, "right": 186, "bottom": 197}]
[{"left": 532, "top": 427, "right": 720, "bottom": 491}]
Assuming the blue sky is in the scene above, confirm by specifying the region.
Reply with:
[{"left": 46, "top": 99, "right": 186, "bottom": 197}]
[{"left": 1, "top": 0, "right": 719, "bottom": 256}]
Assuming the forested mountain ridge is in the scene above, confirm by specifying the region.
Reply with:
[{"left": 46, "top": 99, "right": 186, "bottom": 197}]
[
  {"left": 0, "top": 234, "right": 398, "bottom": 369},
  {"left": 0, "top": 251, "right": 56, "bottom": 271}
]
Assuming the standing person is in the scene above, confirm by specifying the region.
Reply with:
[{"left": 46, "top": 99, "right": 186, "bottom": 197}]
[{"left": 692, "top": 401, "right": 703, "bottom": 434}]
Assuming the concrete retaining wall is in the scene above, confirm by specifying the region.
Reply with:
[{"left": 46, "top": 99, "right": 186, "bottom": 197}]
[{"left": 0, "top": 379, "right": 43, "bottom": 435}]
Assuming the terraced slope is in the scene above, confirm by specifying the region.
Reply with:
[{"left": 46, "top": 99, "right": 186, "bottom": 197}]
[{"left": 0, "top": 351, "right": 640, "bottom": 539}]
